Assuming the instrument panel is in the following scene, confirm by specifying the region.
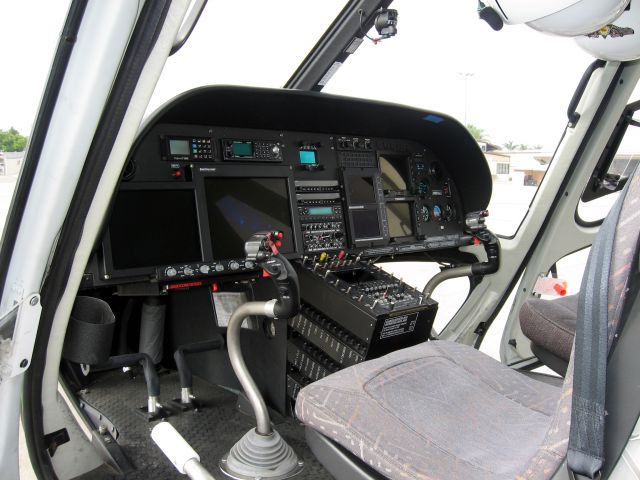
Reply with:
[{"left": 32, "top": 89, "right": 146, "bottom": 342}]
[{"left": 87, "top": 87, "right": 491, "bottom": 287}]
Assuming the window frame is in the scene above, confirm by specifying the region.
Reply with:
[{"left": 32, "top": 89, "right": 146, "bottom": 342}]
[{"left": 576, "top": 99, "right": 640, "bottom": 227}]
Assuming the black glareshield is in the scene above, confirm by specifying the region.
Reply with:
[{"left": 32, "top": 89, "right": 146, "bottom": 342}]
[{"left": 260, "top": 254, "right": 300, "bottom": 319}]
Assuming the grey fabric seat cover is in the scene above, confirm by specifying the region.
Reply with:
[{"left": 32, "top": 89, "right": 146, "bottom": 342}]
[
  {"left": 520, "top": 294, "right": 579, "bottom": 361},
  {"left": 296, "top": 340, "right": 571, "bottom": 480}
]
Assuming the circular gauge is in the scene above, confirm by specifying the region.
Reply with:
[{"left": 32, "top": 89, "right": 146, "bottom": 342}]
[
  {"left": 432, "top": 204, "right": 443, "bottom": 221},
  {"left": 428, "top": 162, "right": 442, "bottom": 178},
  {"left": 421, "top": 205, "right": 430, "bottom": 222},
  {"left": 418, "top": 179, "right": 429, "bottom": 195},
  {"left": 444, "top": 204, "right": 456, "bottom": 222}
]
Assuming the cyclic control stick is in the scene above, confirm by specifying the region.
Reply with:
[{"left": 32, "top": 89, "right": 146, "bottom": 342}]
[{"left": 220, "top": 231, "right": 304, "bottom": 480}]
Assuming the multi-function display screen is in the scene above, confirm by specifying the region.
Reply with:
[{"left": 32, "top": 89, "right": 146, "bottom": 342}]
[
  {"left": 108, "top": 189, "right": 202, "bottom": 271},
  {"left": 380, "top": 155, "right": 410, "bottom": 192},
  {"left": 348, "top": 176, "right": 376, "bottom": 204},
  {"left": 351, "top": 209, "right": 382, "bottom": 240},
  {"left": 204, "top": 177, "right": 294, "bottom": 259},
  {"left": 386, "top": 202, "right": 413, "bottom": 238}
]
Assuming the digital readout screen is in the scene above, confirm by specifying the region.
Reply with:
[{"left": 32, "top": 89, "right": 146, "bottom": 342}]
[
  {"left": 308, "top": 207, "right": 333, "bottom": 216},
  {"left": 169, "top": 139, "right": 190, "bottom": 155},
  {"left": 231, "top": 141, "right": 253, "bottom": 157},
  {"left": 380, "top": 155, "right": 409, "bottom": 191},
  {"left": 299, "top": 150, "right": 317, "bottom": 165},
  {"left": 348, "top": 176, "right": 376, "bottom": 204},
  {"left": 386, "top": 202, "right": 413, "bottom": 237},
  {"left": 352, "top": 209, "right": 382, "bottom": 240}
]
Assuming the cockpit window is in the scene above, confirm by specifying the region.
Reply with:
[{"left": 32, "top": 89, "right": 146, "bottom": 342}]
[
  {"left": 322, "top": 0, "right": 593, "bottom": 236},
  {"left": 577, "top": 108, "right": 640, "bottom": 224},
  {"left": 146, "top": 1, "right": 348, "bottom": 115}
]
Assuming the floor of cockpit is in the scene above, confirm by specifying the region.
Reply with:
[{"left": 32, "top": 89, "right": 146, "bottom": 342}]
[{"left": 74, "top": 369, "right": 331, "bottom": 479}]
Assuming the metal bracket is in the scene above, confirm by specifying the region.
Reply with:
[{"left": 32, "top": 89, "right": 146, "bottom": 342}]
[
  {"left": 0, "top": 293, "right": 42, "bottom": 385},
  {"left": 44, "top": 428, "right": 70, "bottom": 457}
]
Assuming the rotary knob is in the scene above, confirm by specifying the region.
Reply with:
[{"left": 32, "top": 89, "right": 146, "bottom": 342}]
[
  {"left": 245, "top": 260, "right": 255, "bottom": 269},
  {"left": 165, "top": 267, "right": 177, "bottom": 277},
  {"left": 229, "top": 261, "right": 240, "bottom": 271},
  {"left": 271, "top": 145, "right": 281, "bottom": 157},
  {"left": 183, "top": 266, "right": 194, "bottom": 276},
  {"left": 215, "top": 264, "right": 224, "bottom": 272},
  {"left": 199, "top": 265, "right": 210, "bottom": 274}
]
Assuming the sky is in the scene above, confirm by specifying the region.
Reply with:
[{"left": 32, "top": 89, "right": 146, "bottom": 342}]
[{"left": 0, "top": 0, "right": 627, "bottom": 151}]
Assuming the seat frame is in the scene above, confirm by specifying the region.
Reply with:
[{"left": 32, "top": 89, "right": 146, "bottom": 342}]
[{"left": 306, "top": 427, "right": 386, "bottom": 480}]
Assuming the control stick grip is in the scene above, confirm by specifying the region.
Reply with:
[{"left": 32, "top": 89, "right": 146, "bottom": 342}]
[{"left": 262, "top": 254, "right": 300, "bottom": 319}]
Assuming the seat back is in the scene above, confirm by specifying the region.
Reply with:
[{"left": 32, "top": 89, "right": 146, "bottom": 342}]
[{"left": 521, "top": 166, "right": 640, "bottom": 479}]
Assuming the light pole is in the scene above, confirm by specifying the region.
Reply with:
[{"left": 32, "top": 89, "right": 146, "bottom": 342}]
[{"left": 459, "top": 72, "right": 474, "bottom": 126}]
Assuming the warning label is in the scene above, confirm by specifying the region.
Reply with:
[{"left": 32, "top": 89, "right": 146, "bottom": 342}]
[{"left": 380, "top": 314, "right": 418, "bottom": 339}]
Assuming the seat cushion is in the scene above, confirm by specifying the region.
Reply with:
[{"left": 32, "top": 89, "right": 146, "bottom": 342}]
[
  {"left": 296, "top": 341, "right": 563, "bottom": 480},
  {"left": 520, "top": 295, "right": 578, "bottom": 362}
]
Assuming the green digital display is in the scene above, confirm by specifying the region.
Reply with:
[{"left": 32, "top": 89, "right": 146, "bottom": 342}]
[
  {"left": 231, "top": 141, "right": 253, "bottom": 157},
  {"left": 308, "top": 207, "right": 333, "bottom": 215},
  {"left": 169, "top": 139, "right": 190, "bottom": 155}
]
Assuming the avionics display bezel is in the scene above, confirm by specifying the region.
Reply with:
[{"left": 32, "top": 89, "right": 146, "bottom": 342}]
[
  {"left": 102, "top": 183, "right": 204, "bottom": 279},
  {"left": 193, "top": 165, "right": 302, "bottom": 262}
]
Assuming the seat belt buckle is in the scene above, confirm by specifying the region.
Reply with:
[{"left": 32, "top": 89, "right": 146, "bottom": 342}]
[{"left": 568, "top": 470, "right": 602, "bottom": 480}]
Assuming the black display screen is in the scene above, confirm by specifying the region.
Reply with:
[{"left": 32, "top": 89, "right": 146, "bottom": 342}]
[
  {"left": 348, "top": 176, "right": 376, "bottom": 204},
  {"left": 386, "top": 202, "right": 413, "bottom": 237},
  {"left": 204, "top": 177, "right": 294, "bottom": 259},
  {"left": 351, "top": 209, "right": 382, "bottom": 240},
  {"left": 380, "top": 155, "right": 410, "bottom": 192},
  {"left": 108, "top": 189, "right": 202, "bottom": 270}
]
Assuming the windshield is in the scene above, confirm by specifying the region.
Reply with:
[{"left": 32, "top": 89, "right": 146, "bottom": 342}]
[
  {"left": 322, "top": 0, "right": 593, "bottom": 235},
  {"left": 147, "top": 0, "right": 347, "bottom": 114}
]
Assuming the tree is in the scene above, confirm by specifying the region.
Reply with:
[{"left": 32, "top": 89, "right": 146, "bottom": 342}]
[
  {"left": 466, "top": 124, "right": 486, "bottom": 142},
  {"left": 0, "top": 127, "right": 27, "bottom": 152},
  {"left": 503, "top": 140, "right": 517, "bottom": 151}
]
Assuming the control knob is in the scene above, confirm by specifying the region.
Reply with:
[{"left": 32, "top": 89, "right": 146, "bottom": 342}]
[
  {"left": 165, "top": 267, "right": 177, "bottom": 277},
  {"left": 444, "top": 204, "right": 456, "bottom": 222},
  {"left": 229, "top": 261, "right": 240, "bottom": 271},
  {"left": 199, "top": 265, "right": 210, "bottom": 274},
  {"left": 183, "top": 266, "right": 194, "bottom": 276}
]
